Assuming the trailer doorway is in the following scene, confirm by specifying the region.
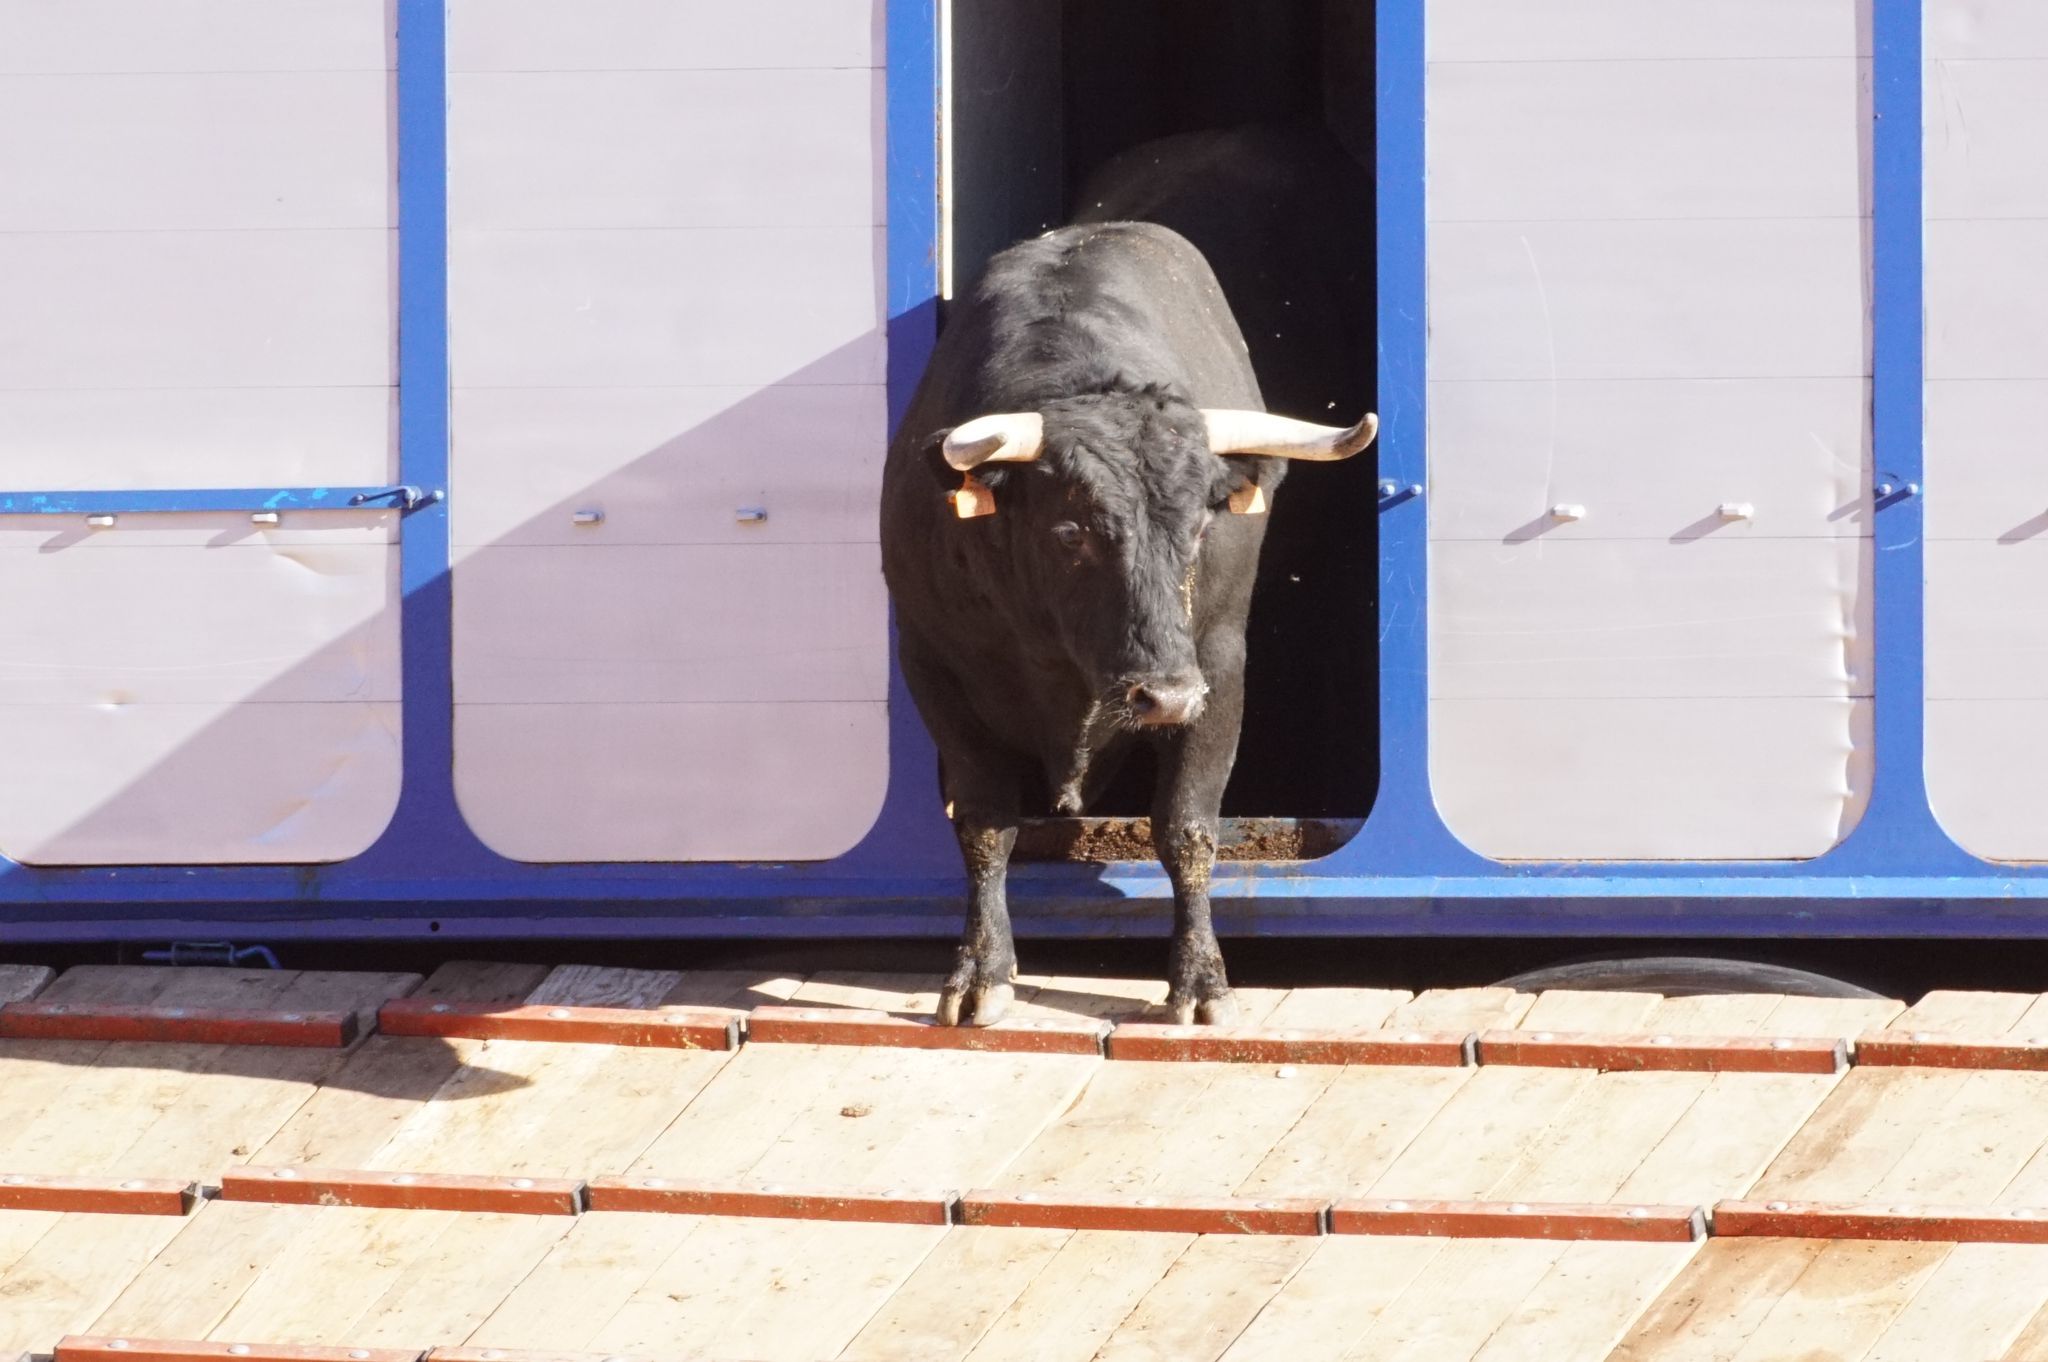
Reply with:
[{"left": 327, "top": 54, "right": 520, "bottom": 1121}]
[{"left": 947, "top": 0, "right": 1378, "bottom": 837}]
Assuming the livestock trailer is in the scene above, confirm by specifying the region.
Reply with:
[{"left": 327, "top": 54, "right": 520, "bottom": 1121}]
[{"left": 1, "top": 0, "right": 2043, "bottom": 942}]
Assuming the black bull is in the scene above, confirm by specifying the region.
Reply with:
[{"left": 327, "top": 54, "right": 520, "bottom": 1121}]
[{"left": 879, "top": 125, "right": 1376, "bottom": 1025}]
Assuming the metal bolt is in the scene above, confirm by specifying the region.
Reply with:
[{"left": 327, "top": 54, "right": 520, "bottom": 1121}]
[
  {"left": 1652, "top": 1035, "right": 1675, "bottom": 1045},
  {"left": 880, "top": 1189, "right": 900, "bottom": 1198},
  {"left": 1771, "top": 1039, "right": 1795, "bottom": 1051},
  {"left": 1275, "top": 1065, "right": 1298, "bottom": 1079},
  {"left": 763, "top": 1184, "right": 784, "bottom": 1195},
  {"left": 1548, "top": 504, "right": 1586, "bottom": 522},
  {"left": 547, "top": 1008, "right": 570, "bottom": 1020},
  {"left": 571, "top": 509, "right": 604, "bottom": 526},
  {"left": 1016, "top": 1192, "right": 1038, "bottom": 1202},
  {"left": 510, "top": 1178, "right": 534, "bottom": 1189},
  {"left": 735, "top": 507, "right": 768, "bottom": 524},
  {"left": 1507, "top": 1203, "right": 1530, "bottom": 1214},
  {"left": 1717, "top": 502, "right": 1756, "bottom": 521},
  {"left": 109, "top": 1344, "right": 130, "bottom": 1353},
  {"left": 431, "top": 1004, "right": 450, "bottom": 1014},
  {"left": 1, "top": 1176, "right": 24, "bottom": 1185},
  {"left": 1255, "top": 1200, "right": 1277, "bottom": 1210},
  {"left": 281, "top": 1014, "right": 303, "bottom": 1023},
  {"left": 1626, "top": 1208, "right": 1648, "bottom": 1219},
  {"left": 229, "top": 1347, "right": 251, "bottom": 1356},
  {"left": 641, "top": 1178, "right": 666, "bottom": 1189},
  {"left": 391, "top": 1174, "right": 416, "bottom": 1185},
  {"left": 1402, "top": 1032, "right": 1425, "bottom": 1044},
  {"left": 1136, "top": 1197, "right": 1160, "bottom": 1207},
  {"left": 349, "top": 1353, "right": 370, "bottom": 1360},
  {"left": 1767, "top": 1201, "right": 1790, "bottom": 1212},
  {"left": 2016, "top": 1208, "right": 2038, "bottom": 1219},
  {"left": 274, "top": 1169, "right": 297, "bottom": 1179},
  {"left": 119, "top": 1180, "right": 142, "bottom": 1190},
  {"left": 250, "top": 511, "right": 282, "bottom": 527},
  {"left": 165, "top": 1008, "right": 187, "bottom": 1019},
  {"left": 1911, "top": 1032, "right": 1931, "bottom": 1043},
  {"left": 1532, "top": 1032, "right": 1555, "bottom": 1042},
  {"left": 86, "top": 514, "right": 118, "bottom": 529},
  {"left": 1385, "top": 1200, "right": 1411, "bottom": 1212},
  {"left": 1278, "top": 1030, "right": 1301, "bottom": 1041}
]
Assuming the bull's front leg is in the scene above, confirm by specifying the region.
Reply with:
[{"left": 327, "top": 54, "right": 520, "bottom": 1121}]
[
  {"left": 1152, "top": 633, "right": 1246, "bottom": 1027},
  {"left": 937, "top": 812, "right": 1020, "bottom": 1026}
]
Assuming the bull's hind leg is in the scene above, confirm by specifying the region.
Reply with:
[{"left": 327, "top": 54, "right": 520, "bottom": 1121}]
[{"left": 1152, "top": 637, "right": 1247, "bottom": 1027}]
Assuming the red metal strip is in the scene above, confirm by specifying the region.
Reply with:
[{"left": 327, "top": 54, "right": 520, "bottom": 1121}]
[
  {"left": 58, "top": 1340, "right": 420, "bottom": 1362},
  {"left": 1106, "top": 1024, "right": 1470, "bottom": 1066},
  {"left": 377, "top": 999, "right": 738, "bottom": 1050},
  {"left": 747, "top": 1005, "right": 1107, "bottom": 1055},
  {"left": 0, "top": 1003, "right": 358, "bottom": 1048},
  {"left": 220, "top": 1167, "right": 582, "bottom": 1216},
  {"left": 587, "top": 1177, "right": 951, "bottom": 1225},
  {"left": 1330, "top": 1198, "right": 1704, "bottom": 1242},
  {"left": 1475, "top": 1030, "right": 1846, "bottom": 1074},
  {"left": 957, "top": 1190, "right": 1327, "bottom": 1235},
  {"left": 1714, "top": 1199, "right": 2048, "bottom": 1243},
  {"left": 0, "top": 1174, "right": 194, "bottom": 1216},
  {"left": 1853, "top": 1032, "right": 2048, "bottom": 1071}
]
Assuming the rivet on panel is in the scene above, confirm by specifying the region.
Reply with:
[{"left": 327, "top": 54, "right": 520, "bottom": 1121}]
[
  {"left": 735, "top": 507, "right": 768, "bottom": 524},
  {"left": 251, "top": 511, "right": 282, "bottom": 527},
  {"left": 1766, "top": 1200, "right": 1789, "bottom": 1212},
  {"left": 1717, "top": 502, "right": 1755, "bottom": 521},
  {"left": 86, "top": 514, "right": 118, "bottom": 529},
  {"left": 572, "top": 509, "right": 604, "bottom": 526},
  {"left": 1547, "top": 504, "right": 1585, "bottom": 522}
]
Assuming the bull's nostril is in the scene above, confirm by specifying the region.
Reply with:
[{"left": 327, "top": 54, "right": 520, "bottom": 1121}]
[{"left": 1127, "top": 685, "right": 1160, "bottom": 717}]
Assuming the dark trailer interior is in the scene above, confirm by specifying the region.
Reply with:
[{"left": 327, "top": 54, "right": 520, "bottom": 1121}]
[{"left": 948, "top": 0, "right": 1379, "bottom": 841}]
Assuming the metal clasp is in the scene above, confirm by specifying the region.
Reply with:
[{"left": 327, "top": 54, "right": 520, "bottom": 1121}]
[
  {"left": 1377, "top": 479, "right": 1422, "bottom": 509},
  {"left": 346, "top": 485, "right": 444, "bottom": 513}
]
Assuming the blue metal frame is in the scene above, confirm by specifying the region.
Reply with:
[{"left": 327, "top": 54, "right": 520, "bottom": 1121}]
[
  {"left": 0, "top": 488, "right": 430, "bottom": 514},
  {"left": 6, "top": 0, "right": 2048, "bottom": 945}
]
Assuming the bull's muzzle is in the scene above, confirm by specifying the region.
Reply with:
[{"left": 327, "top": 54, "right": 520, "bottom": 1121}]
[{"left": 1127, "top": 677, "right": 1209, "bottom": 728}]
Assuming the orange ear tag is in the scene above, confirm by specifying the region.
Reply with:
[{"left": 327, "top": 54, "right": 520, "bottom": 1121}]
[
  {"left": 952, "top": 472, "right": 997, "bottom": 519},
  {"left": 1227, "top": 482, "right": 1268, "bottom": 515}
]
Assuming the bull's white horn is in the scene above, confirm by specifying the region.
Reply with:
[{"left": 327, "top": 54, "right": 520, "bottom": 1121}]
[
  {"left": 942, "top": 413, "right": 1046, "bottom": 470},
  {"left": 1202, "top": 410, "right": 1379, "bottom": 461}
]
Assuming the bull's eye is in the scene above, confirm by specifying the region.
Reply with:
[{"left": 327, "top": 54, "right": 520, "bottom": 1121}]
[{"left": 1051, "top": 521, "right": 1084, "bottom": 551}]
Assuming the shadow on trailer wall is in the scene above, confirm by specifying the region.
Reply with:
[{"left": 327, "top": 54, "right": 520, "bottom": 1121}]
[{"left": 949, "top": 0, "right": 1378, "bottom": 826}]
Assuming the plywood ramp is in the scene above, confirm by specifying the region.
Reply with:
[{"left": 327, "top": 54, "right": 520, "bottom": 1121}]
[{"left": 26, "top": 963, "right": 2048, "bottom": 1359}]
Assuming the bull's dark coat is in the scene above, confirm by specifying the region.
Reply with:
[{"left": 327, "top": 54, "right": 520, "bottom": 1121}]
[{"left": 881, "top": 221, "right": 1281, "bottom": 1024}]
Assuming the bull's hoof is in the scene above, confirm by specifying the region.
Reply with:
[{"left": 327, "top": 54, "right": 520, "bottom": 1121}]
[
  {"left": 937, "top": 980, "right": 1014, "bottom": 1027},
  {"left": 1165, "top": 989, "right": 1239, "bottom": 1027}
]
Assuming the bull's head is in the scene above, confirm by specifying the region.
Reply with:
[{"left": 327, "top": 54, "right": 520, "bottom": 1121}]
[{"left": 936, "top": 390, "right": 1376, "bottom": 729}]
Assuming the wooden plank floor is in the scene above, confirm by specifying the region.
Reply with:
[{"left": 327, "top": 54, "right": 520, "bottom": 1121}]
[{"left": 9, "top": 961, "right": 2048, "bottom": 1359}]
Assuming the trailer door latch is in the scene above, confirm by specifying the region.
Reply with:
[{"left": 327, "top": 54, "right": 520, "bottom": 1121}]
[{"left": 347, "top": 485, "right": 445, "bottom": 512}]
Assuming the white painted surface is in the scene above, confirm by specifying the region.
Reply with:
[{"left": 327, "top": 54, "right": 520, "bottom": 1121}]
[
  {"left": 1926, "top": 381, "right": 2048, "bottom": 541},
  {"left": 449, "top": 227, "right": 883, "bottom": 390},
  {"left": 1433, "top": 698, "right": 1873, "bottom": 862},
  {"left": 1929, "top": 1, "right": 2048, "bottom": 58},
  {"left": 449, "top": 5, "right": 889, "bottom": 861},
  {"left": 450, "top": 70, "right": 882, "bottom": 230},
  {"left": 451, "top": 386, "right": 885, "bottom": 548},
  {"left": 1928, "top": 702, "right": 2048, "bottom": 862},
  {"left": 1430, "top": 0, "right": 1866, "bottom": 61},
  {"left": 1429, "top": 220, "right": 1868, "bottom": 383},
  {"left": 1926, "top": 59, "right": 2048, "bottom": 220},
  {"left": 0, "top": 2, "right": 400, "bottom": 864},
  {"left": 1427, "top": 0, "right": 1873, "bottom": 859},
  {"left": 1430, "top": 60, "right": 1868, "bottom": 223},
  {"left": 0, "top": 74, "right": 393, "bottom": 231},
  {"left": 448, "top": 0, "right": 881, "bottom": 72},
  {"left": 0, "top": 0, "right": 392, "bottom": 72},
  {"left": 1433, "top": 539, "right": 1871, "bottom": 700},
  {"left": 453, "top": 703, "right": 888, "bottom": 864},
  {"left": 455, "top": 543, "right": 887, "bottom": 704},
  {"left": 2, "top": 230, "right": 393, "bottom": 390},
  {"left": 1925, "top": 0, "right": 2048, "bottom": 859},
  {"left": 0, "top": 544, "right": 397, "bottom": 705},
  {"left": 1427, "top": 378, "right": 1871, "bottom": 541},
  {"left": 1926, "top": 221, "right": 2048, "bottom": 380},
  {"left": 0, "top": 702, "right": 400, "bottom": 867}
]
